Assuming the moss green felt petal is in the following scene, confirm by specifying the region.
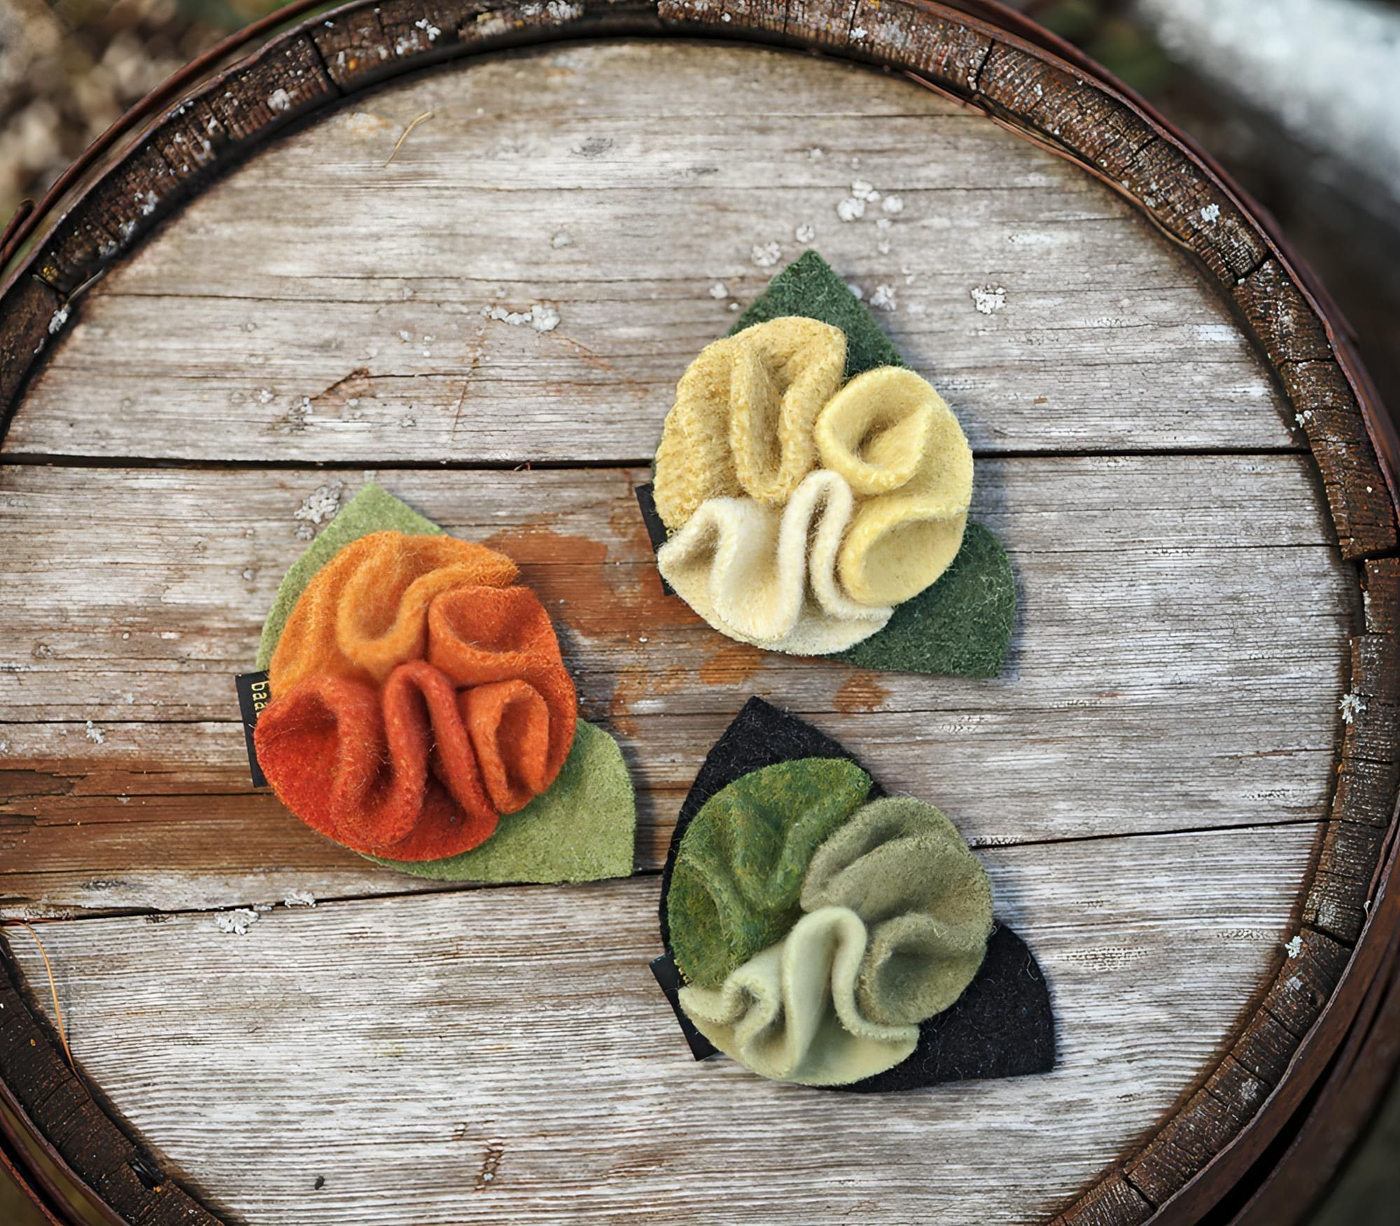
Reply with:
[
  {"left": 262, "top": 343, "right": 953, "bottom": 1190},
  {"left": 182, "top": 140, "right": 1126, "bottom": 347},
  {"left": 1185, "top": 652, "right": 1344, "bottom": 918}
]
[
  {"left": 729, "top": 249, "right": 904, "bottom": 379},
  {"left": 667, "top": 757, "right": 872, "bottom": 988},
  {"left": 367, "top": 719, "right": 636, "bottom": 882},
  {"left": 801, "top": 797, "right": 993, "bottom": 1026},
  {"left": 832, "top": 523, "right": 1015, "bottom": 678},
  {"left": 255, "top": 483, "right": 444, "bottom": 669}
]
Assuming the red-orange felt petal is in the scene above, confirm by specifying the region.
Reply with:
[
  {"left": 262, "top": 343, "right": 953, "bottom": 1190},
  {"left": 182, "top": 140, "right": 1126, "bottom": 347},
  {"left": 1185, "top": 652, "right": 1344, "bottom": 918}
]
[{"left": 254, "top": 664, "right": 499, "bottom": 861}]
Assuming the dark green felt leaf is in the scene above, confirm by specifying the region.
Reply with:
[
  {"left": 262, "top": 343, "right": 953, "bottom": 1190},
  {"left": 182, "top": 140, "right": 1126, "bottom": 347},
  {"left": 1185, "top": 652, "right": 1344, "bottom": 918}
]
[
  {"left": 729, "top": 249, "right": 904, "bottom": 378},
  {"left": 833, "top": 524, "right": 1015, "bottom": 679},
  {"left": 667, "top": 757, "right": 873, "bottom": 988}
]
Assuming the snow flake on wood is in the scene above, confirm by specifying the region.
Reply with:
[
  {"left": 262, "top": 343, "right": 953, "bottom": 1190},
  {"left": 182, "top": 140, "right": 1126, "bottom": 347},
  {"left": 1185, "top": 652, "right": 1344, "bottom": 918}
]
[
  {"left": 971, "top": 284, "right": 1007, "bottom": 315},
  {"left": 870, "top": 284, "right": 898, "bottom": 312},
  {"left": 751, "top": 242, "right": 782, "bottom": 268},
  {"left": 294, "top": 481, "right": 345, "bottom": 532},
  {"left": 1339, "top": 692, "right": 1368, "bottom": 724},
  {"left": 84, "top": 721, "right": 105, "bottom": 745},
  {"left": 215, "top": 909, "right": 261, "bottom": 935},
  {"left": 481, "top": 303, "right": 561, "bottom": 332}
]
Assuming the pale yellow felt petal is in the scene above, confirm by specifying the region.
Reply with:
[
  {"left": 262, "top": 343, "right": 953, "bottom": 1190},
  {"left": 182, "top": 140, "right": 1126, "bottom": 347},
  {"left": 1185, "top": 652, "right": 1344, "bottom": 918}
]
[
  {"left": 814, "top": 367, "right": 936, "bottom": 496},
  {"left": 837, "top": 378, "right": 974, "bottom": 606},
  {"left": 679, "top": 906, "right": 919, "bottom": 1086}
]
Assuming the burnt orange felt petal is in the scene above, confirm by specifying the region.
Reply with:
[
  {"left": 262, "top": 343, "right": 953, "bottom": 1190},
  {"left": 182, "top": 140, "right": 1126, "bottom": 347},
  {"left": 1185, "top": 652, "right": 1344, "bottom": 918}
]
[
  {"left": 463, "top": 679, "right": 552, "bottom": 813},
  {"left": 253, "top": 663, "right": 500, "bottom": 861},
  {"left": 269, "top": 531, "right": 519, "bottom": 694},
  {"left": 428, "top": 584, "right": 578, "bottom": 794}
]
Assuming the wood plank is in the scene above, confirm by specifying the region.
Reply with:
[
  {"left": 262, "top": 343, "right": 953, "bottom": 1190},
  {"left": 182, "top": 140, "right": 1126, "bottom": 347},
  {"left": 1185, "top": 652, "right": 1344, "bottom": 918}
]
[
  {"left": 0, "top": 456, "right": 1352, "bottom": 913},
  {"left": 3, "top": 42, "right": 1290, "bottom": 462},
  {"left": 4, "top": 822, "right": 1318, "bottom": 1225}
]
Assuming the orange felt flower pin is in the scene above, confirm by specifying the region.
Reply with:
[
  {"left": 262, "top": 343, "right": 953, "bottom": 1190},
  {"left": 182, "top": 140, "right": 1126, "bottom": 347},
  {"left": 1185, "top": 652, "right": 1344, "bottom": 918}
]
[{"left": 253, "top": 531, "right": 578, "bottom": 860}]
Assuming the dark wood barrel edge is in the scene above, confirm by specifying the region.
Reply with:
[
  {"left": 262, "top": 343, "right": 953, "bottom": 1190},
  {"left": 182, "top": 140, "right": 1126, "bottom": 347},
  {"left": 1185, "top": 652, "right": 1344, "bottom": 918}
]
[
  {"left": 0, "top": 3, "right": 1395, "bottom": 1223},
  {"left": 0, "top": 936, "right": 222, "bottom": 1224}
]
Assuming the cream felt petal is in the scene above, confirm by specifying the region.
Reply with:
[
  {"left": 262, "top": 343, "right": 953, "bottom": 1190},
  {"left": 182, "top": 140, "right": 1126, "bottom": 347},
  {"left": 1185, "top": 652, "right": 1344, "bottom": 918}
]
[
  {"left": 837, "top": 382, "right": 974, "bottom": 607},
  {"left": 801, "top": 797, "right": 993, "bottom": 1027},
  {"left": 678, "top": 906, "right": 920, "bottom": 1086},
  {"left": 656, "top": 470, "right": 893, "bottom": 655},
  {"left": 652, "top": 317, "right": 846, "bottom": 529}
]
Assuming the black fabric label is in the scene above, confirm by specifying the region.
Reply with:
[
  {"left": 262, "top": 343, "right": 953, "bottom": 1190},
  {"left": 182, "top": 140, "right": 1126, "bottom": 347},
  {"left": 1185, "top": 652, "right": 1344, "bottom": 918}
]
[
  {"left": 235, "top": 671, "right": 271, "bottom": 788},
  {"left": 634, "top": 482, "right": 675, "bottom": 596},
  {"left": 649, "top": 953, "right": 718, "bottom": 1061}
]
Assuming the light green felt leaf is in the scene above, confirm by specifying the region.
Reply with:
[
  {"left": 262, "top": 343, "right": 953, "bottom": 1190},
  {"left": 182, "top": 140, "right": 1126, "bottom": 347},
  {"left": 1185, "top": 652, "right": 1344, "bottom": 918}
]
[
  {"left": 727, "top": 250, "right": 1016, "bottom": 678},
  {"left": 256, "top": 483, "right": 444, "bottom": 669},
  {"left": 667, "top": 757, "right": 873, "bottom": 989},
  {"left": 368, "top": 719, "right": 636, "bottom": 882},
  {"left": 257, "top": 483, "right": 635, "bottom": 883}
]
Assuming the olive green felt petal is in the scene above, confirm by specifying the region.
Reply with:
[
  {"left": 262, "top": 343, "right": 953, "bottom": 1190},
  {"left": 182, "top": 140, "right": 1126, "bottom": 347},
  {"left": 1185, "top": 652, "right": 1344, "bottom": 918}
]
[
  {"left": 256, "top": 485, "right": 636, "bottom": 884},
  {"left": 730, "top": 250, "right": 904, "bottom": 379},
  {"left": 801, "top": 797, "right": 993, "bottom": 1027},
  {"left": 667, "top": 757, "right": 872, "bottom": 988},
  {"left": 256, "top": 483, "right": 444, "bottom": 669},
  {"left": 833, "top": 523, "right": 1015, "bottom": 679},
  {"left": 368, "top": 719, "right": 635, "bottom": 882}
]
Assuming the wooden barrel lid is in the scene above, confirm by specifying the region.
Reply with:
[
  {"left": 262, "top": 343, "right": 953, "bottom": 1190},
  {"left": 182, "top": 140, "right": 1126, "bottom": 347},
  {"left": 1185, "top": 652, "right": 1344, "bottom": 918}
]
[{"left": 1, "top": 4, "right": 1396, "bottom": 1224}]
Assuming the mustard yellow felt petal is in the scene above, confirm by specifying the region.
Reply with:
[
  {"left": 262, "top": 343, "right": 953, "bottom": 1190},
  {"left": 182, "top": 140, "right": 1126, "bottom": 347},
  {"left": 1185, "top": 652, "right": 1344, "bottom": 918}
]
[
  {"left": 727, "top": 317, "right": 846, "bottom": 507},
  {"left": 814, "top": 366, "right": 936, "bottom": 496},
  {"left": 837, "top": 375, "right": 974, "bottom": 606},
  {"left": 652, "top": 337, "right": 743, "bottom": 529},
  {"left": 678, "top": 906, "right": 919, "bottom": 1086},
  {"left": 652, "top": 318, "right": 846, "bottom": 529}
]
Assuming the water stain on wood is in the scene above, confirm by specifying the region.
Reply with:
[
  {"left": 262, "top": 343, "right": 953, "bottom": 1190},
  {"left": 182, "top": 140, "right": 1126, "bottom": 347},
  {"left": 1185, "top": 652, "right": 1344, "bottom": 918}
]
[
  {"left": 483, "top": 521, "right": 699, "bottom": 637},
  {"left": 697, "top": 641, "right": 765, "bottom": 687},
  {"left": 833, "top": 669, "right": 890, "bottom": 713},
  {"left": 609, "top": 663, "right": 689, "bottom": 737}
]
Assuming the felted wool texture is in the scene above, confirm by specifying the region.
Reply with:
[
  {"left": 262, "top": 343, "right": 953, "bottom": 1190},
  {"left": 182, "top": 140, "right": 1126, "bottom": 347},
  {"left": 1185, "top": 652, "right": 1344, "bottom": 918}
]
[
  {"left": 839, "top": 923, "right": 1056, "bottom": 1093},
  {"left": 832, "top": 524, "right": 1015, "bottom": 679},
  {"left": 656, "top": 470, "right": 893, "bottom": 656},
  {"left": 368, "top": 719, "right": 635, "bottom": 883},
  {"left": 257, "top": 583, "right": 578, "bottom": 857},
  {"left": 819, "top": 367, "right": 973, "bottom": 607},
  {"left": 666, "top": 757, "right": 873, "bottom": 989},
  {"left": 657, "top": 699, "right": 1054, "bottom": 1091},
  {"left": 801, "top": 797, "right": 993, "bottom": 1026},
  {"left": 658, "top": 696, "right": 879, "bottom": 951},
  {"left": 254, "top": 661, "right": 502, "bottom": 860},
  {"left": 652, "top": 317, "right": 847, "bottom": 529},
  {"left": 678, "top": 906, "right": 920, "bottom": 1086},
  {"left": 730, "top": 250, "right": 904, "bottom": 379},
  {"left": 268, "top": 530, "right": 519, "bottom": 692},
  {"left": 256, "top": 484, "right": 445, "bottom": 670}
]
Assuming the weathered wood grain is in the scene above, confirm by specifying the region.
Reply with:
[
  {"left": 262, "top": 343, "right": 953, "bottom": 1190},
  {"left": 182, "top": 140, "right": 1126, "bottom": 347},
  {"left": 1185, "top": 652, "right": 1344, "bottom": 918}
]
[
  {"left": 4, "top": 43, "right": 1291, "bottom": 462},
  {"left": 0, "top": 456, "right": 1353, "bottom": 913},
  {"left": 5, "top": 823, "right": 1319, "bottom": 1226},
  {"left": 0, "top": 12, "right": 1391, "bottom": 1225}
]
